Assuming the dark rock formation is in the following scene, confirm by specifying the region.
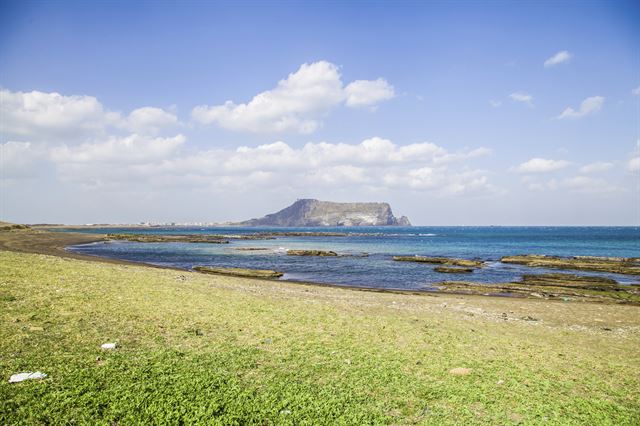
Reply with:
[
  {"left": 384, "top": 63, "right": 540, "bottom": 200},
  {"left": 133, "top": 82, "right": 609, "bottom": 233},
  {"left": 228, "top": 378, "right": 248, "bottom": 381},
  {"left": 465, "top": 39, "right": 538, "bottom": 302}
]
[
  {"left": 238, "top": 199, "right": 411, "bottom": 227},
  {"left": 287, "top": 249, "right": 338, "bottom": 257},
  {"left": 193, "top": 266, "right": 283, "bottom": 278},
  {"left": 436, "top": 273, "right": 640, "bottom": 304},
  {"left": 107, "top": 234, "right": 229, "bottom": 243},
  {"left": 500, "top": 254, "right": 640, "bottom": 275},
  {"left": 434, "top": 266, "right": 474, "bottom": 273},
  {"left": 393, "top": 256, "right": 483, "bottom": 268}
]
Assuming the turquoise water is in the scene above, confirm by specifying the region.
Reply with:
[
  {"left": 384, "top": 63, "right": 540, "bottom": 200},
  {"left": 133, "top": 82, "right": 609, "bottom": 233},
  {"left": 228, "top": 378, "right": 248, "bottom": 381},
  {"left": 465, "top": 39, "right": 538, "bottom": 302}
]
[{"left": 64, "top": 226, "right": 640, "bottom": 290}]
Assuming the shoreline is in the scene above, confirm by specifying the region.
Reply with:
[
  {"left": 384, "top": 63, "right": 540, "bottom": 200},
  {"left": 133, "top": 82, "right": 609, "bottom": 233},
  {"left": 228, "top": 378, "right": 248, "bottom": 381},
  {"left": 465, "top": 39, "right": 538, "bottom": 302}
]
[
  {"left": 0, "top": 227, "right": 445, "bottom": 297},
  {"left": 3, "top": 227, "right": 638, "bottom": 304}
]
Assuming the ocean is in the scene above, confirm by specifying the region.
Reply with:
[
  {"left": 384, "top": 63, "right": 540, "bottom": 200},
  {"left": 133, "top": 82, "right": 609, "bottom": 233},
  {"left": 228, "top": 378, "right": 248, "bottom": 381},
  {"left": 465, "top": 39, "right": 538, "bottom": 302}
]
[{"left": 63, "top": 226, "right": 640, "bottom": 291}]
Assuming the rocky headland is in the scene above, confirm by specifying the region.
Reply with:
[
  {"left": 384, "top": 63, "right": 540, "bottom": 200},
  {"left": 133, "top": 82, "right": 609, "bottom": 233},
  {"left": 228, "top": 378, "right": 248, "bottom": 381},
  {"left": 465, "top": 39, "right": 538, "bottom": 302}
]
[{"left": 238, "top": 199, "right": 411, "bottom": 227}]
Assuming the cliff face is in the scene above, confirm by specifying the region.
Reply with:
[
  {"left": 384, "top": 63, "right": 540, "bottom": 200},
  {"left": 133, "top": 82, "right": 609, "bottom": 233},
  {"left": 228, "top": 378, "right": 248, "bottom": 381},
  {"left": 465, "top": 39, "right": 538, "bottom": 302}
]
[{"left": 240, "top": 199, "right": 411, "bottom": 227}]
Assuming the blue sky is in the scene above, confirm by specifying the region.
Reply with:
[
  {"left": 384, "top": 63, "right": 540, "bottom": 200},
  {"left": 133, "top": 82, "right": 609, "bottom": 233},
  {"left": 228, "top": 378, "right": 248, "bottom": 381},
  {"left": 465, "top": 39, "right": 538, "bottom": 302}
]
[{"left": 1, "top": 0, "right": 639, "bottom": 225}]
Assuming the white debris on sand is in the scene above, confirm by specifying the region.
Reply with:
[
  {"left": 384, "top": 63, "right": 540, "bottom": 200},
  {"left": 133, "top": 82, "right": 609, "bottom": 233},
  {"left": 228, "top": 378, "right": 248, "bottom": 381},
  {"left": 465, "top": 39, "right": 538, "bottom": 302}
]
[
  {"left": 101, "top": 342, "right": 117, "bottom": 350},
  {"left": 9, "top": 372, "right": 47, "bottom": 383}
]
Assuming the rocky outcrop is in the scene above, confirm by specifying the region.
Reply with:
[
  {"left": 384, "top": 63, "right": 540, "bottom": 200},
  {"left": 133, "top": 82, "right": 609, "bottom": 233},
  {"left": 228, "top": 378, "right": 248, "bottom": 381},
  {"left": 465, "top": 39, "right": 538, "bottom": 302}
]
[
  {"left": 434, "top": 266, "right": 474, "bottom": 273},
  {"left": 107, "top": 234, "right": 230, "bottom": 244},
  {"left": 193, "top": 266, "right": 283, "bottom": 278},
  {"left": 397, "top": 216, "right": 411, "bottom": 226},
  {"left": 500, "top": 254, "right": 640, "bottom": 275},
  {"left": 287, "top": 249, "right": 338, "bottom": 257},
  {"left": 238, "top": 199, "right": 411, "bottom": 227},
  {"left": 436, "top": 273, "right": 640, "bottom": 304},
  {"left": 393, "top": 256, "right": 483, "bottom": 268}
]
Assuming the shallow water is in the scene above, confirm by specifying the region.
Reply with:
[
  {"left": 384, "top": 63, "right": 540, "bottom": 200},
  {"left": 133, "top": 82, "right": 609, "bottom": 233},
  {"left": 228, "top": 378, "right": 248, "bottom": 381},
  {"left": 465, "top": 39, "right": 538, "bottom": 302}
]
[{"left": 63, "top": 226, "right": 640, "bottom": 290}]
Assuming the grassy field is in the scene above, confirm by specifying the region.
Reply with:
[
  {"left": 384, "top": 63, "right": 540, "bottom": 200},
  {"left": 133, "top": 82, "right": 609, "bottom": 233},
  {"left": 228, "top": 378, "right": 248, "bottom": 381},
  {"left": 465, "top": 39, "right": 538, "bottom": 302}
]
[{"left": 1, "top": 250, "right": 639, "bottom": 424}]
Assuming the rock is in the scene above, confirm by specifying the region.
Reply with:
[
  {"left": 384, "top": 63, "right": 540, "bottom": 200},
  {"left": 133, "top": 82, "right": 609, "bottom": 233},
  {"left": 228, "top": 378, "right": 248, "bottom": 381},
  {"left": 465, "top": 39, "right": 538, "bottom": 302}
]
[
  {"left": 287, "top": 249, "right": 338, "bottom": 257},
  {"left": 437, "top": 279, "right": 640, "bottom": 305},
  {"left": 449, "top": 367, "right": 472, "bottom": 376},
  {"left": 519, "top": 273, "right": 619, "bottom": 290},
  {"left": 500, "top": 254, "right": 640, "bottom": 275},
  {"left": 237, "top": 199, "right": 411, "bottom": 226},
  {"left": 397, "top": 216, "right": 412, "bottom": 226},
  {"left": 193, "top": 266, "right": 284, "bottom": 278},
  {"left": 337, "top": 252, "right": 369, "bottom": 258},
  {"left": 394, "top": 256, "right": 483, "bottom": 268},
  {"left": 9, "top": 372, "right": 47, "bottom": 383},
  {"left": 234, "top": 247, "right": 270, "bottom": 251},
  {"left": 434, "top": 266, "right": 474, "bottom": 273},
  {"left": 107, "top": 234, "right": 229, "bottom": 244},
  {"left": 101, "top": 342, "right": 117, "bottom": 350}
]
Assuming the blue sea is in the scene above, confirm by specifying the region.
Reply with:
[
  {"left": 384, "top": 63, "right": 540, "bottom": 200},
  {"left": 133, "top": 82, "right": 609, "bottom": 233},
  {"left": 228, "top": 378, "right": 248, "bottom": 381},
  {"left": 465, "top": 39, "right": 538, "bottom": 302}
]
[{"left": 63, "top": 226, "right": 640, "bottom": 291}]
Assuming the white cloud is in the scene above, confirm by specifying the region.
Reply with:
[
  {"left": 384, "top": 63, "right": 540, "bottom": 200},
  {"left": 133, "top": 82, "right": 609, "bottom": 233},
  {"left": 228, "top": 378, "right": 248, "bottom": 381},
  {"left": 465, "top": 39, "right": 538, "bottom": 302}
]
[
  {"left": 44, "top": 134, "right": 494, "bottom": 195},
  {"left": 51, "top": 134, "right": 185, "bottom": 165},
  {"left": 579, "top": 161, "right": 613, "bottom": 174},
  {"left": 544, "top": 50, "right": 572, "bottom": 67},
  {"left": 509, "top": 92, "right": 533, "bottom": 106},
  {"left": 557, "top": 96, "right": 604, "bottom": 119},
  {"left": 489, "top": 100, "right": 502, "bottom": 108},
  {"left": 124, "top": 107, "right": 178, "bottom": 134},
  {"left": 223, "top": 137, "right": 486, "bottom": 172},
  {"left": 632, "top": 86, "right": 640, "bottom": 96},
  {"left": 0, "top": 89, "right": 179, "bottom": 141},
  {"left": 344, "top": 78, "right": 395, "bottom": 108},
  {"left": 629, "top": 156, "right": 640, "bottom": 172},
  {"left": 191, "top": 61, "right": 394, "bottom": 134},
  {"left": 0, "top": 141, "right": 47, "bottom": 179},
  {"left": 515, "top": 158, "right": 570, "bottom": 173},
  {"left": 0, "top": 89, "right": 120, "bottom": 141}
]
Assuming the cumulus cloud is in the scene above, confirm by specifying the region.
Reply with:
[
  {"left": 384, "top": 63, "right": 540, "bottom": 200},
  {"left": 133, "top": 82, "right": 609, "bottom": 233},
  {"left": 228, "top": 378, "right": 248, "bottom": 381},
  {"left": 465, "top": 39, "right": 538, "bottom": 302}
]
[
  {"left": 557, "top": 96, "right": 604, "bottom": 119},
  {"left": 191, "top": 61, "right": 395, "bottom": 134},
  {"left": 45, "top": 134, "right": 494, "bottom": 195},
  {"left": 515, "top": 158, "right": 570, "bottom": 173},
  {"left": 544, "top": 50, "right": 572, "bottom": 67},
  {"left": 50, "top": 134, "right": 185, "bottom": 165},
  {"left": 579, "top": 161, "right": 613, "bottom": 174},
  {"left": 222, "top": 137, "right": 486, "bottom": 172},
  {"left": 509, "top": 92, "right": 533, "bottom": 106},
  {"left": 632, "top": 86, "right": 640, "bottom": 96},
  {"left": 0, "top": 89, "right": 179, "bottom": 141},
  {"left": 344, "top": 78, "right": 395, "bottom": 108},
  {"left": 629, "top": 156, "right": 640, "bottom": 172},
  {"left": 0, "top": 89, "right": 120, "bottom": 141},
  {"left": 124, "top": 107, "right": 178, "bottom": 135}
]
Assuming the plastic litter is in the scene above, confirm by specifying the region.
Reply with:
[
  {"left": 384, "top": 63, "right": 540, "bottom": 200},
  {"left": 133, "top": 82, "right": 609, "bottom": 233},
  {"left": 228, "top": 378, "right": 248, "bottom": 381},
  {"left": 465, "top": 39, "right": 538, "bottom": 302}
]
[{"left": 9, "top": 372, "right": 47, "bottom": 383}]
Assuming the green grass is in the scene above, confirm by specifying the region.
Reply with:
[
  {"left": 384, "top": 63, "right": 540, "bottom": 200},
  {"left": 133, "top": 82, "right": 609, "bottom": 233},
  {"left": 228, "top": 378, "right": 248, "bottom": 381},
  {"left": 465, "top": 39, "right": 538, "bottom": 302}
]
[{"left": 0, "top": 251, "right": 639, "bottom": 424}]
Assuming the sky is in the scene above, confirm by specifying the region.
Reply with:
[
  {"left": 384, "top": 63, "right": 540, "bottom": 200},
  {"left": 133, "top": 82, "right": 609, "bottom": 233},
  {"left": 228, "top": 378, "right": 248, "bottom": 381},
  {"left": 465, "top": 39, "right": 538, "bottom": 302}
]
[{"left": 1, "top": 0, "right": 639, "bottom": 225}]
